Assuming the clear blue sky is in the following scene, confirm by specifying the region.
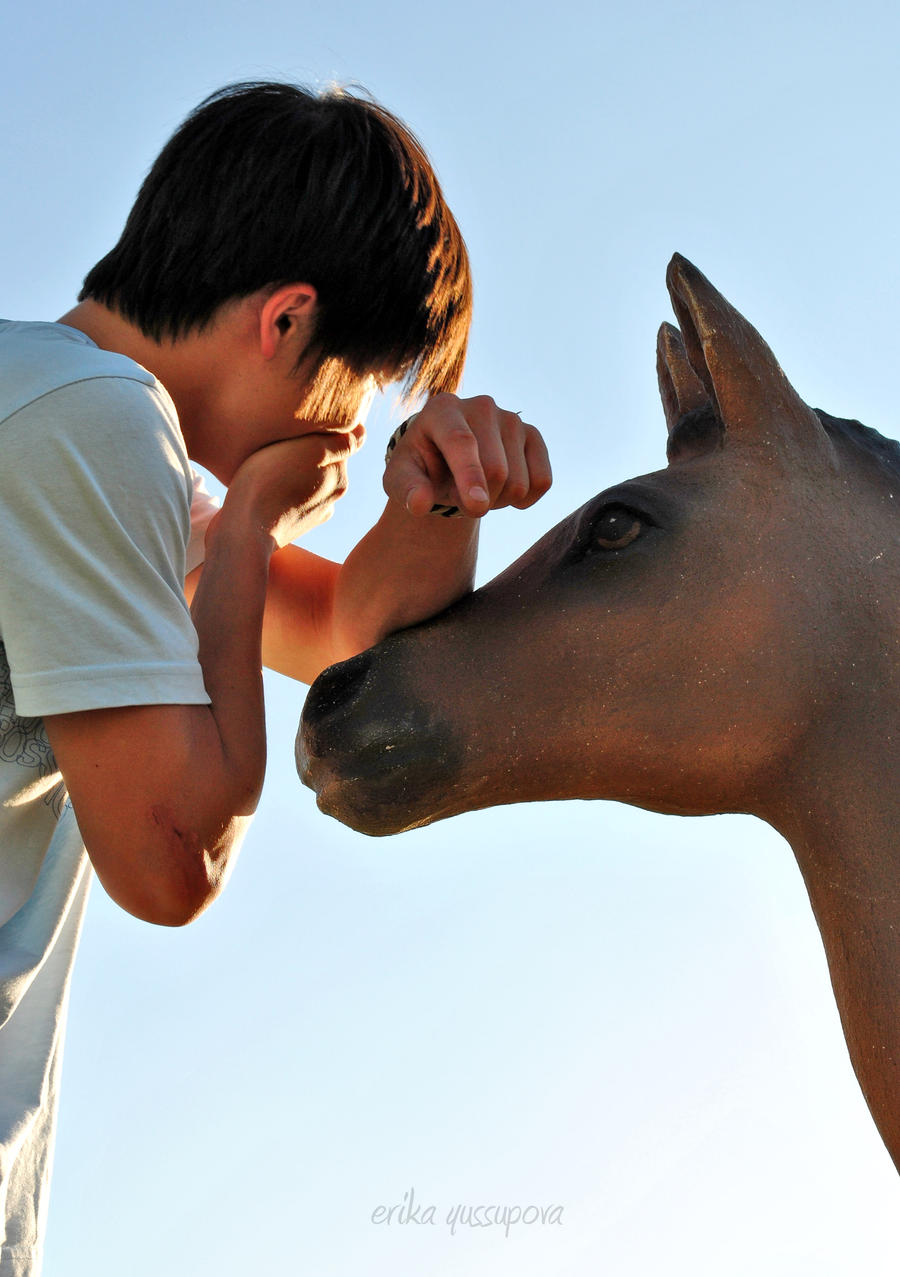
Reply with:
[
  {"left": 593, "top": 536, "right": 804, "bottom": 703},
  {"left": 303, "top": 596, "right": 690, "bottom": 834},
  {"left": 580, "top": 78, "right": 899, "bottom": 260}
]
[{"left": 3, "top": 2, "right": 899, "bottom": 1274}]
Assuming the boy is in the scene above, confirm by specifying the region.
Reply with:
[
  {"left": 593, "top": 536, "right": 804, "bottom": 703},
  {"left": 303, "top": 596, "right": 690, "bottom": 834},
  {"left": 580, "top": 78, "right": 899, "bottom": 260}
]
[{"left": 0, "top": 81, "right": 551, "bottom": 1274}]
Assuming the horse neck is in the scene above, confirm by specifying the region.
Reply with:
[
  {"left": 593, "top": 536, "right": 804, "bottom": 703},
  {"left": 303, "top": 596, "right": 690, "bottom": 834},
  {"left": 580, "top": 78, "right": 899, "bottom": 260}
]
[{"left": 768, "top": 720, "right": 900, "bottom": 1169}]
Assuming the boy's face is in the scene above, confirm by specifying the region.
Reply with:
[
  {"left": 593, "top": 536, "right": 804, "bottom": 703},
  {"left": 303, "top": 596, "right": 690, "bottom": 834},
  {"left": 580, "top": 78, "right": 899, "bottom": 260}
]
[{"left": 185, "top": 338, "right": 378, "bottom": 485}]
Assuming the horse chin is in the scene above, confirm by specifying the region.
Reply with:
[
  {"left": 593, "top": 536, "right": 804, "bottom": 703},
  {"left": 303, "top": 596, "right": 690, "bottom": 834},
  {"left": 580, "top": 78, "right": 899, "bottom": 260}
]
[{"left": 297, "top": 742, "right": 456, "bottom": 837}]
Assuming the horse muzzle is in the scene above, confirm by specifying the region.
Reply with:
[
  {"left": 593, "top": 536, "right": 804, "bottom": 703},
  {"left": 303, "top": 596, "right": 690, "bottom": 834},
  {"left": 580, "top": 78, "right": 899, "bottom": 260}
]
[{"left": 296, "top": 640, "right": 468, "bottom": 836}]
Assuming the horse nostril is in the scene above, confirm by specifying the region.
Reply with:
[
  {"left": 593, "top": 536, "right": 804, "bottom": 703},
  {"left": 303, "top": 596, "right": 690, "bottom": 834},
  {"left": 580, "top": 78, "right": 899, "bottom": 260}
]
[
  {"left": 304, "top": 650, "right": 374, "bottom": 724},
  {"left": 297, "top": 651, "right": 378, "bottom": 782}
]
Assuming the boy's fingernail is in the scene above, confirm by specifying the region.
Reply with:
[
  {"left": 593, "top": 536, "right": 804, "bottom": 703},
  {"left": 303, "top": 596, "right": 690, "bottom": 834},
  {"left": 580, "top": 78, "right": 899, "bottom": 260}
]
[{"left": 468, "top": 485, "right": 489, "bottom": 503}]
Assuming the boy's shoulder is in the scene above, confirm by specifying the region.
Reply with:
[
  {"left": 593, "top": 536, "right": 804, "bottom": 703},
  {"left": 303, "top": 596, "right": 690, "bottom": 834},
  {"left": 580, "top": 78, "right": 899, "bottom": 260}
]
[{"left": 0, "top": 319, "right": 161, "bottom": 426}]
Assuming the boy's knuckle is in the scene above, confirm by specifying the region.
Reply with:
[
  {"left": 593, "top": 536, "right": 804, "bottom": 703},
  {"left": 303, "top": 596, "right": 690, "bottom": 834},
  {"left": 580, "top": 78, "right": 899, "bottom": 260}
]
[
  {"left": 444, "top": 422, "right": 477, "bottom": 447},
  {"left": 426, "top": 391, "right": 459, "bottom": 416}
]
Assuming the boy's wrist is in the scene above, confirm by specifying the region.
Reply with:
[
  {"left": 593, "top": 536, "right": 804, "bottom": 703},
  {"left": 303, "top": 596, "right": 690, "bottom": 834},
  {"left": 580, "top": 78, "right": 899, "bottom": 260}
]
[
  {"left": 385, "top": 416, "right": 463, "bottom": 518},
  {"left": 203, "top": 502, "right": 278, "bottom": 562},
  {"left": 377, "top": 492, "right": 478, "bottom": 540}
]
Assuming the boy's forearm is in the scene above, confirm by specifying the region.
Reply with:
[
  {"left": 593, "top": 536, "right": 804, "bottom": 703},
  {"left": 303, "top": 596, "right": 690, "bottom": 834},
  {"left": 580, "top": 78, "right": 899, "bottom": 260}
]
[
  {"left": 190, "top": 509, "right": 273, "bottom": 809},
  {"left": 138, "top": 510, "right": 276, "bottom": 916},
  {"left": 330, "top": 501, "right": 479, "bottom": 660},
  {"left": 331, "top": 393, "right": 550, "bottom": 659}
]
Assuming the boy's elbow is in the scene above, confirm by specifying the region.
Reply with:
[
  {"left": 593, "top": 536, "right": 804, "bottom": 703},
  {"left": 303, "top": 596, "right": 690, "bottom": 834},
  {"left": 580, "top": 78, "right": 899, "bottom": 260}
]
[
  {"left": 129, "top": 877, "right": 221, "bottom": 927},
  {"left": 102, "top": 862, "right": 223, "bottom": 928},
  {"left": 89, "top": 813, "right": 244, "bottom": 928}
]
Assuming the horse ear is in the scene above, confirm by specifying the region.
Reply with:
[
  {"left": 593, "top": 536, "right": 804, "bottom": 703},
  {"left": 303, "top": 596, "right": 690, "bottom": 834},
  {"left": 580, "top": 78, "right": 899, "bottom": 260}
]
[
  {"left": 657, "top": 323, "right": 726, "bottom": 461},
  {"left": 656, "top": 321, "right": 711, "bottom": 431},
  {"left": 665, "top": 254, "right": 827, "bottom": 452}
]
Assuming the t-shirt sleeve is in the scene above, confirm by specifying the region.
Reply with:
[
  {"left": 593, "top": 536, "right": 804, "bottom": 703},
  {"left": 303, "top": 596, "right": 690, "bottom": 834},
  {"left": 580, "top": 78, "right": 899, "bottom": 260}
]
[{"left": 0, "top": 374, "right": 211, "bottom": 716}]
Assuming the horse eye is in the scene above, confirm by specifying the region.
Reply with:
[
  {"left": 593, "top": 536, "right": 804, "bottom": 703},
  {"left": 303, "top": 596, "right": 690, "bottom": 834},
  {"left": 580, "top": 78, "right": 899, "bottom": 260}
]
[{"left": 594, "top": 505, "right": 643, "bottom": 549}]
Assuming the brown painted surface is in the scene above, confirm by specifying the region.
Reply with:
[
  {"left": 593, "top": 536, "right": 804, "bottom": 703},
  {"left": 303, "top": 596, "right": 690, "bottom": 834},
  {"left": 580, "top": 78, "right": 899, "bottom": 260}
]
[{"left": 298, "top": 255, "right": 900, "bottom": 1171}]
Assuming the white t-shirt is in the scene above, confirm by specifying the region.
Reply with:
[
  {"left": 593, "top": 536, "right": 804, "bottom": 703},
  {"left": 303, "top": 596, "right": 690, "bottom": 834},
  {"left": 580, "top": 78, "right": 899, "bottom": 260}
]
[{"left": 0, "top": 320, "right": 216, "bottom": 1277}]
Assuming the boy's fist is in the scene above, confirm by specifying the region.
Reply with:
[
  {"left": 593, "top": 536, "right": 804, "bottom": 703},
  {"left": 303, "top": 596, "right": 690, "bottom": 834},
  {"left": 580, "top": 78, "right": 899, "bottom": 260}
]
[
  {"left": 215, "top": 424, "right": 366, "bottom": 550},
  {"left": 382, "top": 394, "right": 552, "bottom": 519}
]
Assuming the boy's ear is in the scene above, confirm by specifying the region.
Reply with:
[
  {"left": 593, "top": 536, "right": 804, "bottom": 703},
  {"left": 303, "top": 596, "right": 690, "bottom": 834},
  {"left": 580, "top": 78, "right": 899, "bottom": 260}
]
[{"left": 259, "top": 283, "right": 318, "bottom": 360}]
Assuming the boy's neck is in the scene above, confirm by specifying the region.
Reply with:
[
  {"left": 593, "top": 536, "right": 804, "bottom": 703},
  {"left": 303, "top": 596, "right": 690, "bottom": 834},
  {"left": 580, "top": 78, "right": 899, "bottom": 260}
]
[
  {"left": 57, "top": 300, "right": 218, "bottom": 417},
  {"left": 58, "top": 299, "right": 157, "bottom": 367},
  {"left": 56, "top": 299, "right": 252, "bottom": 479}
]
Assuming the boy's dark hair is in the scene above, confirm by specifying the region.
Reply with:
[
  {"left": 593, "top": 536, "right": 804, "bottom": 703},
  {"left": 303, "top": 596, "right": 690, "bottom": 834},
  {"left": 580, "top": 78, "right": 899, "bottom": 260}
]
[{"left": 80, "top": 81, "right": 471, "bottom": 412}]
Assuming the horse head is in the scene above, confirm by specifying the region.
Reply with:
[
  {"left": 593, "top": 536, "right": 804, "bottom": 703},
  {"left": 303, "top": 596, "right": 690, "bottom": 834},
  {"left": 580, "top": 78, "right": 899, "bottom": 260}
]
[{"left": 298, "top": 255, "right": 900, "bottom": 1166}]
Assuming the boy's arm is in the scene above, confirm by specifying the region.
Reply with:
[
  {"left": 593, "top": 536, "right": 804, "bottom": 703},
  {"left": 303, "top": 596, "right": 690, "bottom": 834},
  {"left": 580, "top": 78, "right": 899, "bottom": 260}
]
[
  {"left": 44, "top": 428, "right": 362, "bottom": 926},
  {"left": 253, "top": 394, "right": 552, "bottom": 682}
]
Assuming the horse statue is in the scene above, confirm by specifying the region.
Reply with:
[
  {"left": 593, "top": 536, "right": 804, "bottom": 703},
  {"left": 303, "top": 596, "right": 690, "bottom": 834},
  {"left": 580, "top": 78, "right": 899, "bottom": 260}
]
[{"left": 297, "top": 255, "right": 900, "bottom": 1171}]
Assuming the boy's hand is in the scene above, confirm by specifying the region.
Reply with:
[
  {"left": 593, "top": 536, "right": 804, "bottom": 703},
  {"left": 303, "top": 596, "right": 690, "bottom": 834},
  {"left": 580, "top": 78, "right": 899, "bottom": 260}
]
[
  {"left": 215, "top": 424, "right": 366, "bottom": 550},
  {"left": 382, "top": 394, "right": 552, "bottom": 518}
]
